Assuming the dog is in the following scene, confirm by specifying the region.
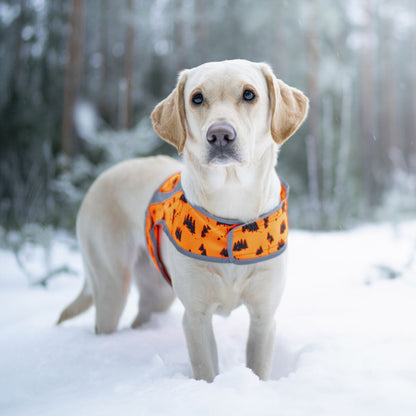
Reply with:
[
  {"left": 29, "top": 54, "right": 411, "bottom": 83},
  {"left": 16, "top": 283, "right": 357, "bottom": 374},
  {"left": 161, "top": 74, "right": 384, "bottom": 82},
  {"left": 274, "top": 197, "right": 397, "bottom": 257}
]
[{"left": 57, "top": 59, "right": 309, "bottom": 382}]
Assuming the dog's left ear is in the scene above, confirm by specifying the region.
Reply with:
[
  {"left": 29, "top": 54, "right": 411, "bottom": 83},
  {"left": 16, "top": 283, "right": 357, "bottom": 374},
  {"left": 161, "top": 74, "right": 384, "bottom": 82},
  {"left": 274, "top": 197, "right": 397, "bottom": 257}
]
[
  {"left": 151, "top": 70, "right": 188, "bottom": 154},
  {"left": 261, "top": 64, "right": 309, "bottom": 145}
]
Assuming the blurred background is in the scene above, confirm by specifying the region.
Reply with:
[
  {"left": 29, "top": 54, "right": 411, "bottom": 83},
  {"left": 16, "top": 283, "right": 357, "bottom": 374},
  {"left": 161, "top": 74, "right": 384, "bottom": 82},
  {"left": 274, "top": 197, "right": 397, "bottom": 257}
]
[
  {"left": 2, "top": 2, "right": 416, "bottom": 406},
  {"left": 1, "top": 0, "right": 415, "bottom": 240}
]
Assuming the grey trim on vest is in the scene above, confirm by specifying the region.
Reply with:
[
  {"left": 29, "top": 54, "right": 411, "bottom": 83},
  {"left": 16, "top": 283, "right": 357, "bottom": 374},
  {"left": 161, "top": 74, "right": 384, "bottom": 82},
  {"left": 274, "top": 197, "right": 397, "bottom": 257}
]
[
  {"left": 187, "top": 178, "right": 289, "bottom": 225},
  {"left": 148, "top": 216, "right": 174, "bottom": 284},
  {"left": 148, "top": 177, "right": 183, "bottom": 205},
  {"left": 153, "top": 218, "right": 288, "bottom": 268},
  {"left": 146, "top": 173, "right": 289, "bottom": 285},
  {"left": 147, "top": 172, "right": 289, "bottom": 225}
]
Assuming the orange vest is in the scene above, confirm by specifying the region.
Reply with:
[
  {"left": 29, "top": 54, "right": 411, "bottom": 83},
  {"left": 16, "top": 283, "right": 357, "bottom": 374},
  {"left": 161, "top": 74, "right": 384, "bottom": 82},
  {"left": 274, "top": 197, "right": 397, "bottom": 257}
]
[{"left": 145, "top": 172, "right": 289, "bottom": 285}]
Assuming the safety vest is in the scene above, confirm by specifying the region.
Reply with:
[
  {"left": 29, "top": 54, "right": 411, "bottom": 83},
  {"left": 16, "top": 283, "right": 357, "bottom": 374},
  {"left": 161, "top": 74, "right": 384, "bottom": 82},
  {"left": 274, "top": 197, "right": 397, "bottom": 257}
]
[{"left": 145, "top": 172, "right": 289, "bottom": 285}]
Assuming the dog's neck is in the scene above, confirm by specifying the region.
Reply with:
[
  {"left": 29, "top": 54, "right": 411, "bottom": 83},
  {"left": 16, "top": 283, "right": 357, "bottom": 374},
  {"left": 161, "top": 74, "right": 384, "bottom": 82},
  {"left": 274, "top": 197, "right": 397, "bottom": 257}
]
[{"left": 181, "top": 148, "right": 282, "bottom": 222}]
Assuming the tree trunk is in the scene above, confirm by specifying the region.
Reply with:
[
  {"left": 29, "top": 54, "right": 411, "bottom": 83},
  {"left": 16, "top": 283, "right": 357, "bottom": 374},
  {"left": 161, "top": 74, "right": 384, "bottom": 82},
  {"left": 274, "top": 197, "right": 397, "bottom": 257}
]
[
  {"left": 123, "top": 0, "right": 135, "bottom": 130},
  {"left": 99, "top": 0, "right": 110, "bottom": 123},
  {"left": 173, "top": 0, "right": 186, "bottom": 71},
  {"left": 334, "top": 78, "right": 352, "bottom": 218},
  {"left": 410, "top": 23, "right": 416, "bottom": 173},
  {"left": 379, "top": 17, "right": 399, "bottom": 178},
  {"left": 195, "top": 0, "right": 208, "bottom": 63},
  {"left": 322, "top": 95, "right": 334, "bottom": 208},
  {"left": 11, "top": 0, "right": 25, "bottom": 89},
  {"left": 305, "top": 2, "right": 321, "bottom": 218},
  {"left": 271, "top": 2, "right": 288, "bottom": 80},
  {"left": 360, "top": 0, "right": 377, "bottom": 203},
  {"left": 62, "top": 0, "right": 84, "bottom": 159}
]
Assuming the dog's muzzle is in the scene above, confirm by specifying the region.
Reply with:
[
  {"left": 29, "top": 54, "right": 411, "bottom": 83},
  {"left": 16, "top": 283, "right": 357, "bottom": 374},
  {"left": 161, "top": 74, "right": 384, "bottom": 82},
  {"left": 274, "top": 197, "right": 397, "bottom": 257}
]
[{"left": 206, "top": 122, "right": 240, "bottom": 164}]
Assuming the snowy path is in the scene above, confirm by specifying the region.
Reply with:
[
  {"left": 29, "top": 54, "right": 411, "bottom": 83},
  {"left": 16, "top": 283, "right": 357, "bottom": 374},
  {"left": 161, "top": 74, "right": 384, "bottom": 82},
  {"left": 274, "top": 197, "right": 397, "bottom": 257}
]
[{"left": 1, "top": 223, "right": 416, "bottom": 416}]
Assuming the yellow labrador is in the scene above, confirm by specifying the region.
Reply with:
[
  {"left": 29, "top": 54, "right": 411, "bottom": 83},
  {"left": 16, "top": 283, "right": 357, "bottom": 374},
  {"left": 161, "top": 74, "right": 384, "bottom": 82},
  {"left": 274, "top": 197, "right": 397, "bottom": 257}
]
[{"left": 58, "top": 59, "right": 308, "bottom": 382}]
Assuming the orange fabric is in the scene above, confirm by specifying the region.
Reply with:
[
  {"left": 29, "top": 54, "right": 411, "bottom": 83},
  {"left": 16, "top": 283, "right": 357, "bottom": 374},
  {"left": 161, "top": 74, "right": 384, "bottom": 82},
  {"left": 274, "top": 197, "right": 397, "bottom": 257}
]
[{"left": 145, "top": 172, "right": 289, "bottom": 284}]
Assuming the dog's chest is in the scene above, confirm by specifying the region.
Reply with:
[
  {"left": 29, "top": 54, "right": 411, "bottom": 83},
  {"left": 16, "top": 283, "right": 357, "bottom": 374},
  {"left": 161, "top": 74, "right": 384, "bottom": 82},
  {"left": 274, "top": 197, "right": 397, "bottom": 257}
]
[
  {"left": 201, "top": 263, "right": 255, "bottom": 316},
  {"left": 160, "top": 233, "right": 284, "bottom": 316}
]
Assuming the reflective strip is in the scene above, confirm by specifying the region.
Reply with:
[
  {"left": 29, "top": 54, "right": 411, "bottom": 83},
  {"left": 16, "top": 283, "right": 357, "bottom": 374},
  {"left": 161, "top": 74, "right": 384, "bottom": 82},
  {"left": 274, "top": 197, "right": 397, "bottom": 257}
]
[{"left": 145, "top": 172, "right": 289, "bottom": 285}]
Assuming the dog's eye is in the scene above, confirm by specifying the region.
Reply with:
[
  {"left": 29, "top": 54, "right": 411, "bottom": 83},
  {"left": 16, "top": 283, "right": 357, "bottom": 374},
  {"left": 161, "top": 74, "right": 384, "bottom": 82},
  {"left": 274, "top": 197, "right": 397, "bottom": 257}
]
[
  {"left": 243, "top": 89, "right": 256, "bottom": 102},
  {"left": 191, "top": 93, "right": 204, "bottom": 105}
]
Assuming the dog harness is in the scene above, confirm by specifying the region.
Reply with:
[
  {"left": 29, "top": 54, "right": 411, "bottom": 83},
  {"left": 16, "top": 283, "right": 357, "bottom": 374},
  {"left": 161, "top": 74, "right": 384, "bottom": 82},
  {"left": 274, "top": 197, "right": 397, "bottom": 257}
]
[{"left": 145, "top": 172, "right": 289, "bottom": 285}]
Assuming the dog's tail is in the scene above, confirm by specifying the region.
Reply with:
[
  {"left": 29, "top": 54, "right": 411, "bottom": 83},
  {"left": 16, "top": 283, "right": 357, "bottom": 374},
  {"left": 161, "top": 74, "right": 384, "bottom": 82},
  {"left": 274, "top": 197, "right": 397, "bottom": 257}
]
[{"left": 56, "top": 281, "right": 93, "bottom": 325}]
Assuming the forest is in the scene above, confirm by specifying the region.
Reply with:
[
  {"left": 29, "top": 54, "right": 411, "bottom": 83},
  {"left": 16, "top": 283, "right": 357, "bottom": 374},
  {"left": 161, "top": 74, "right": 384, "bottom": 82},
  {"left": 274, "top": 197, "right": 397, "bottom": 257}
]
[
  {"left": 1, "top": 0, "right": 416, "bottom": 234},
  {"left": 1, "top": 2, "right": 416, "bottom": 411}
]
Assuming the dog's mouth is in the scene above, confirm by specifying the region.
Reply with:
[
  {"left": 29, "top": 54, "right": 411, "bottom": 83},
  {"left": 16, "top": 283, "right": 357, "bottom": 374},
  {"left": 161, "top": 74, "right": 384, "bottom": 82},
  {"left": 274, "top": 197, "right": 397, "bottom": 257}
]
[{"left": 205, "top": 148, "right": 243, "bottom": 166}]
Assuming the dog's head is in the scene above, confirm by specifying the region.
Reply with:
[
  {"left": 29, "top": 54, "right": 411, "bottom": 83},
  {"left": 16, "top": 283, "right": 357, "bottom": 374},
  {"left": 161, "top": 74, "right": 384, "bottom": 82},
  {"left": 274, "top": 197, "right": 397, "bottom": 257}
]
[{"left": 151, "top": 60, "right": 308, "bottom": 167}]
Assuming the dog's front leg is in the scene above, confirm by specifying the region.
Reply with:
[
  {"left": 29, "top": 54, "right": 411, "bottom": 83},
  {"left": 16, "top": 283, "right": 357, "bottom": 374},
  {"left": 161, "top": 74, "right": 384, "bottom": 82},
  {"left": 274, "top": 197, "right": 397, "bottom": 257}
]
[
  {"left": 246, "top": 308, "right": 276, "bottom": 380},
  {"left": 182, "top": 309, "right": 219, "bottom": 382}
]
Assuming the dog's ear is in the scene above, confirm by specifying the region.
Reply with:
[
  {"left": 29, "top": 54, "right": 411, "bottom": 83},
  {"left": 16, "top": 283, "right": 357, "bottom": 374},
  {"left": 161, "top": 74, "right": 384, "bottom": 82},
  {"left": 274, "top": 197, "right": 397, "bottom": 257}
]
[
  {"left": 151, "top": 70, "right": 188, "bottom": 154},
  {"left": 261, "top": 64, "right": 309, "bottom": 145}
]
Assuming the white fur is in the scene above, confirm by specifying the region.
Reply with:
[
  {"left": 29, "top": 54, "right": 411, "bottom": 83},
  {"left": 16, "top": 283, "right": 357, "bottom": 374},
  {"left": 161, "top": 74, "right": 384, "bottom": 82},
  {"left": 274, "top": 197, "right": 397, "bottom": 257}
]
[{"left": 58, "top": 59, "right": 308, "bottom": 382}]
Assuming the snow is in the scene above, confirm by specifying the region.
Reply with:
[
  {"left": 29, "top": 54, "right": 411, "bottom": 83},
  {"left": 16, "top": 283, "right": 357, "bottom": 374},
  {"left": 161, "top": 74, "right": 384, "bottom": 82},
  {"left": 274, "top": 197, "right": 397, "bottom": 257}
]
[{"left": 1, "top": 222, "right": 416, "bottom": 416}]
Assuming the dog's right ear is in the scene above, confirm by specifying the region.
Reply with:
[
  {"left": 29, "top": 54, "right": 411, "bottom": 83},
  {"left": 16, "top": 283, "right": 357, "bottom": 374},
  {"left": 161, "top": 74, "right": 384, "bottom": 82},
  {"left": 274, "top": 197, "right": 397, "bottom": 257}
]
[
  {"left": 151, "top": 71, "right": 188, "bottom": 154},
  {"left": 261, "top": 64, "right": 309, "bottom": 146}
]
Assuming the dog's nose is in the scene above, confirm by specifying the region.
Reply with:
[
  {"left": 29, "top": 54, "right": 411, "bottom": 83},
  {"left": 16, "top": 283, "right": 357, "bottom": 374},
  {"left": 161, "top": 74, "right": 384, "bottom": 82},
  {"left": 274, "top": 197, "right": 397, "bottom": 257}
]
[{"left": 206, "top": 123, "right": 236, "bottom": 147}]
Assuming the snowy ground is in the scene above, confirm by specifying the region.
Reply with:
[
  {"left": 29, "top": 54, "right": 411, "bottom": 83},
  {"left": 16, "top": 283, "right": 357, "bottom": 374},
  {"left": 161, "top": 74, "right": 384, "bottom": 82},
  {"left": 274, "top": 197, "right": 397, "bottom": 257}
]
[{"left": 1, "top": 222, "right": 416, "bottom": 416}]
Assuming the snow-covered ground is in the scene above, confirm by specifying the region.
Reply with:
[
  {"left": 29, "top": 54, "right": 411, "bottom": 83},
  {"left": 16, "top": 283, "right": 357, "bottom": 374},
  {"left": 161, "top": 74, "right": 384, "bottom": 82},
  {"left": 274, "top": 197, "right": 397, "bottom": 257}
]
[{"left": 1, "top": 222, "right": 416, "bottom": 416}]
